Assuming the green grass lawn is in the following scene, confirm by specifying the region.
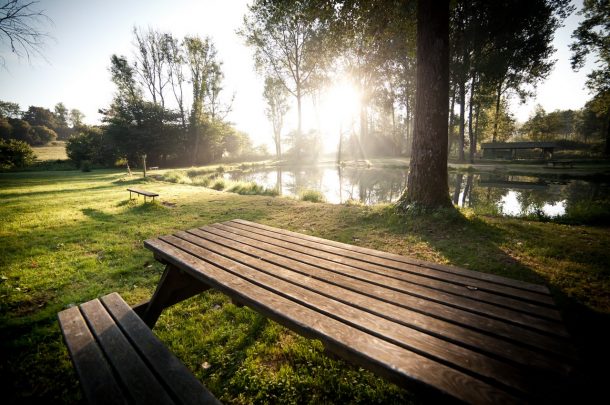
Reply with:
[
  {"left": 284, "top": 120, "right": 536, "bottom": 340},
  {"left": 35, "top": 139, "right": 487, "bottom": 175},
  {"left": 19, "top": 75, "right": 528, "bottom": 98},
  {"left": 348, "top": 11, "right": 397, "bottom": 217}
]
[
  {"left": 31, "top": 141, "right": 68, "bottom": 161},
  {"left": 1, "top": 168, "right": 609, "bottom": 403}
]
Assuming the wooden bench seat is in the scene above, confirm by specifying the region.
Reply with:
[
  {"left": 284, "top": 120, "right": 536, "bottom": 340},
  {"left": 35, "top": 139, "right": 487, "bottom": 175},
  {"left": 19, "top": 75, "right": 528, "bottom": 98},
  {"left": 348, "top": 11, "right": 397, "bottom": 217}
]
[
  {"left": 58, "top": 292, "right": 220, "bottom": 405},
  {"left": 127, "top": 188, "right": 159, "bottom": 203}
]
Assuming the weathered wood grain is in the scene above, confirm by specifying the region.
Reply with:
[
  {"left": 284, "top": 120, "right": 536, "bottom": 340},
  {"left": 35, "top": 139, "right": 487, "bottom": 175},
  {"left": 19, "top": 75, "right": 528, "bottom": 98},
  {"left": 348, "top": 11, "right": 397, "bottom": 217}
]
[
  {"left": 141, "top": 219, "right": 576, "bottom": 403},
  {"left": 144, "top": 237, "right": 521, "bottom": 404},
  {"left": 101, "top": 293, "right": 221, "bottom": 405},
  {"left": 57, "top": 306, "right": 127, "bottom": 405},
  {"left": 231, "top": 219, "right": 550, "bottom": 294}
]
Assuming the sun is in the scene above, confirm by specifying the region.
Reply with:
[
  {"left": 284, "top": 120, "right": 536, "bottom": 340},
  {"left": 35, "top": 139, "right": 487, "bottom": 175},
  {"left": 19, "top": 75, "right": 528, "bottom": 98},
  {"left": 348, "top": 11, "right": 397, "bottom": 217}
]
[{"left": 319, "top": 80, "right": 361, "bottom": 152}]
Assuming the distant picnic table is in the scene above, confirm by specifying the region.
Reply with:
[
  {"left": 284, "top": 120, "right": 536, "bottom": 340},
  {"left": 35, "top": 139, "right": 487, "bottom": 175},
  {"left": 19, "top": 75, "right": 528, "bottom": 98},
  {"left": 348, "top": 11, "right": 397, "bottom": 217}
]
[{"left": 137, "top": 219, "right": 577, "bottom": 403}]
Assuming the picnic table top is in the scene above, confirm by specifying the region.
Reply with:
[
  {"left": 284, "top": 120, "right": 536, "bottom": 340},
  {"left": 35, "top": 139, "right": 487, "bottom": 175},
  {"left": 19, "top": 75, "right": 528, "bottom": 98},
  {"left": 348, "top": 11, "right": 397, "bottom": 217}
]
[{"left": 144, "top": 219, "right": 576, "bottom": 404}]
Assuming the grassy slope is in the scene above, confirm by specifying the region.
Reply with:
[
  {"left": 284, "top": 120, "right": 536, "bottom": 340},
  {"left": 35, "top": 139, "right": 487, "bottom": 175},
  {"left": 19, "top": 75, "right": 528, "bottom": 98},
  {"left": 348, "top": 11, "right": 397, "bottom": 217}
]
[
  {"left": 32, "top": 141, "right": 68, "bottom": 161},
  {"left": 1, "top": 169, "right": 609, "bottom": 403}
]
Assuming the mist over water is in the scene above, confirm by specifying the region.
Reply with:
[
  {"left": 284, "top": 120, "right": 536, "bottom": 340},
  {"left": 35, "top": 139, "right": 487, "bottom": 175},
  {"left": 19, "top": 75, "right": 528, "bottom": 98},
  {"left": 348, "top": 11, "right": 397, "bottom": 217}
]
[{"left": 224, "top": 165, "right": 610, "bottom": 218}]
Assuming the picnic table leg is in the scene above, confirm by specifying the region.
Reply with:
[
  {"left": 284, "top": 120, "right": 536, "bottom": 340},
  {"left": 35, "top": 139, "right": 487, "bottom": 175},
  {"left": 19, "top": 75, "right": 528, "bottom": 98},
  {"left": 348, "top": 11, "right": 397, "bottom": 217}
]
[{"left": 136, "top": 263, "right": 209, "bottom": 328}]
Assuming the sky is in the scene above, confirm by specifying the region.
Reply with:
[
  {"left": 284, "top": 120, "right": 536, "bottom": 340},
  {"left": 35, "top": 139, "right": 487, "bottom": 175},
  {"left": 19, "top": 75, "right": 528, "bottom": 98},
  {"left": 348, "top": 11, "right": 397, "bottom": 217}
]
[{"left": 0, "top": 0, "right": 598, "bottom": 149}]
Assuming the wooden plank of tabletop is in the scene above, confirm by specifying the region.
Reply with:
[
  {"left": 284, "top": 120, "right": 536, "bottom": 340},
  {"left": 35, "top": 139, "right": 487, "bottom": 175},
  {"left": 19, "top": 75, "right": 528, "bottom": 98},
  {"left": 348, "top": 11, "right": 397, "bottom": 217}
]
[
  {"left": 186, "top": 227, "right": 575, "bottom": 361},
  {"left": 226, "top": 220, "right": 554, "bottom": 306},
  {"left": 218, "top": 222, "right": 559, "bottom": 317},
  {"left": 197, "top": 225, "right": 569, "bottom": 339},
  {"left": 144, "top": 237, "right": 521, "bottom": 404},
  {"left": 160, "top": 234, "right": 562, "bottom": 396},
  {"left": 174, "top": 229, "right": 573, "bottom": 376},
  {"left": 231, "top": 219, "right": 550, "bottom": 294}
]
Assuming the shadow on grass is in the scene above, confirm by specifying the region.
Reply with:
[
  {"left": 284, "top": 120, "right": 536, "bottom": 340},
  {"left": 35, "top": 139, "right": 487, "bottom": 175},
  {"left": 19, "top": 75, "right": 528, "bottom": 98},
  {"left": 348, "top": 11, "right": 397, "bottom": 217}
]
[
  {"left": 366, "top": 206, "right": 608, "bottom": 402},
  {"left": 0, "top": 184, "right": 121, "bottom": 200}
]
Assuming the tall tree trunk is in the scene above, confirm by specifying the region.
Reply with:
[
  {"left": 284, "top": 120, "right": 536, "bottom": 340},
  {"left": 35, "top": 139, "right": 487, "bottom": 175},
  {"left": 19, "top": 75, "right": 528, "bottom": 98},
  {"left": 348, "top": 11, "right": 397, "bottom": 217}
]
[
  {"left": 405, "top": 96, "right": 411, "bottom": 153},
  {"left": 448, "top": 82, "right": 456, "bottom": 155},
  {"left": 468, "top": 72, "right": 477, "bottom": 163},
  {"left": 605, "top": 110, "right": 610, "bottom": 156},
  {"left": 398, "top": 0, "right": 450, "bottom": 209},
  {"left": 458, "top": 79, "right": 466, "bottom": 162},
  {"left": 492, "top": 81, "right": 502, "bottom": 143},
  {"left": 359, "top": 104, "right": 368, "bottom": 159}
]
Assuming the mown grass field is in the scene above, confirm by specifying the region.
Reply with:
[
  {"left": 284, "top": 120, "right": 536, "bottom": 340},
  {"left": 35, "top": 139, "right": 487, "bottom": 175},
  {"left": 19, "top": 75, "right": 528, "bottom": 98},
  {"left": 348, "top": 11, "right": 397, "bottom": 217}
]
[
  {"left": 31, "top": 141, "right": 68, "bottom": 161},
  {"left": 1, "top": 168, "right": 609, "bottom": 403}
]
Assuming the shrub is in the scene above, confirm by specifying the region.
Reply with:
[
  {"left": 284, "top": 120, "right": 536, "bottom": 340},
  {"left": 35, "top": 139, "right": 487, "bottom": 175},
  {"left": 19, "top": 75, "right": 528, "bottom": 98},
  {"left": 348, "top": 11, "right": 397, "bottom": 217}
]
[
  {"left": 191, "top": 175, "right": 212, "bottom": 187},
  {"left": 31, "top": 125, "right": 58, "bottom": 145},
  {"left": 211, "top": 179, "right": 227, "bottom": 190},
  {"left": 0, "top": 139, "right": 36, "bottom": 169},
  {"left": 228, "top": 181, "right": 279, "bottom": 196},
  {"left": 299, "top": 189, "right": 326, "bottom": 203},
  {"left": 66, "top": 127, "right": 117, "bottom": 167},
  {"left": 80, "top": 160, "right": 92, "bottom": 172},
  {"left": 162, "top": 170, "right": 192, "bottom": 184}
]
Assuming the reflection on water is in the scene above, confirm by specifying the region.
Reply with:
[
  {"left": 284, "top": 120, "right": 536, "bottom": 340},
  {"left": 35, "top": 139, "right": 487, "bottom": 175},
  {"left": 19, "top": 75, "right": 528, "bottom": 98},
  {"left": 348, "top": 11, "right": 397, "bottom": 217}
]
[{"left": 224, "top": 165, "right": 609, "bottom": 218}]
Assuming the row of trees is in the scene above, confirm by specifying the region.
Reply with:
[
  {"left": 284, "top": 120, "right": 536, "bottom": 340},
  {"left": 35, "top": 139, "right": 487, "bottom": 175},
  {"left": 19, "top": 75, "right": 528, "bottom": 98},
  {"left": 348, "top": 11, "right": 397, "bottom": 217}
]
[
  {"left": 0, "top": 101, "right": 85, "bottom": 145},
  {"left": 240, "top": 0, "right": 577, "bottom": 163},
  {"left": 520, "top": 103, "right": 607, "bottom": 144},
  {"left": 87, "top": 28, "right": 255, "bottom": 168}
]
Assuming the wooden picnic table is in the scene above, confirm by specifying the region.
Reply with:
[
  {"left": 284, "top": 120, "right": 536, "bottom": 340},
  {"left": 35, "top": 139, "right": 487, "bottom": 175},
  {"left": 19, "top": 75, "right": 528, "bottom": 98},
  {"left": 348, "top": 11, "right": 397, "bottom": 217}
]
[{"left": 139, "top": 219, "right": 577, "bottom": 404}]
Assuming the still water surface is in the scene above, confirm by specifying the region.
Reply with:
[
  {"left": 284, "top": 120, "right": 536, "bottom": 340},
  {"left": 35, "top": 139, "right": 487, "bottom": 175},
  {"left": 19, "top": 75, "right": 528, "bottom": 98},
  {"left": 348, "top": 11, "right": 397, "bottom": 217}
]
[{"left": 224, "top": 165, "right": 610, "bottom": 218}]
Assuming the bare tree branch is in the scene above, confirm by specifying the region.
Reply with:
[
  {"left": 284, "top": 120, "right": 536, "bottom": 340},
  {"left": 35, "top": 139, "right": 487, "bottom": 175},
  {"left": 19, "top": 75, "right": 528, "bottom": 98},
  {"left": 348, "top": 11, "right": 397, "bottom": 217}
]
[{"left": 0, "top": 0, "right": 53, "bottom": 67}]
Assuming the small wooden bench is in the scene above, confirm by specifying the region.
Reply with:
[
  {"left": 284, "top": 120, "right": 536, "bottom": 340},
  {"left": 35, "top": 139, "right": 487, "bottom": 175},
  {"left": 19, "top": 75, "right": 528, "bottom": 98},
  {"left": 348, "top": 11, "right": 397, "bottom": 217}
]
[
  {"left": 127, "top": 188, "right": 159, "bottom": 203},
  {"left": 58, "top": 292, "right": 221, "bottom": 405}
]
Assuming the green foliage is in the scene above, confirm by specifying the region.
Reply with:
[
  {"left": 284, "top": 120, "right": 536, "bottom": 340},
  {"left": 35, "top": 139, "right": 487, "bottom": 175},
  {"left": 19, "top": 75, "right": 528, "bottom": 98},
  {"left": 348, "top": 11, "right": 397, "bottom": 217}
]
[
  {"left": 228, "top": 181, "right": 278, "bottom": 196},
  {"left": 0, "top": 116, "right": 12, "bottom": 139},
  {"left": 570, "top": 0, "right": 610, "bottom": 154},
  {"left": 0, "top": 100, "right": 21, "bottom": 118},
  {"left": 65, "top": 127, "right": 117, "bottom": 167},
  {"left": 211, "top": 178, "right": 226, "bottom": 190},
  {"left": 31, "top": 125, "right": 57, "bottom": 145},
  {"left": 22, "top": 106, "right": 57, "bottom": 129},
  {"left": 80, "top": 160, "right": 92, "bottom": 172},
  {"left": 161, "top": 170, "right": 193, "bottom": 184},
  {"left": 562, "top": 199, "right": 610, "bottom": 225},
  {"left": 0, "top": 138, "right": 36, "bottom": 169},
  {"left": 299, "top": 189, "right": 326, "bottom": 203}
]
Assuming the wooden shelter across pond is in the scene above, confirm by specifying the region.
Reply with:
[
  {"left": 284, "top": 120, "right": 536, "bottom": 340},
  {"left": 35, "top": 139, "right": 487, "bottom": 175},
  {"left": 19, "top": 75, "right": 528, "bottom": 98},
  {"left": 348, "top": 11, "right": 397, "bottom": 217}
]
[{"left": 481, "top": 142, "right": 557, "bottom": 160}]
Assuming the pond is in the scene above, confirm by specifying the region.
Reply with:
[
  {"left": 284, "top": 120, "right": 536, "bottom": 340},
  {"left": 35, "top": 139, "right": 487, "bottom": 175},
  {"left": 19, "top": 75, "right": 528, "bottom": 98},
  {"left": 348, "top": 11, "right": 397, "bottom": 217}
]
[{"left": 224, "top": 165, "right": 610, "bottom": 218}]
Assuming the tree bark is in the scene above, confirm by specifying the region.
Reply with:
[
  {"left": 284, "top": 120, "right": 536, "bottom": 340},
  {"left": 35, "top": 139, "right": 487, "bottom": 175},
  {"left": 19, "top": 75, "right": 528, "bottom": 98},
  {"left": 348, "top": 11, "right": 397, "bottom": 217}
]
[
  {"left": 468, "top": 72, "right": 477, "bottom": 163},
  {"left": 492, "top": 81, "right": 502, "bottom": 143},
  {"left": 458, "top": 79, "right": 466, "bottom": 162},
  {"left": 605, "top": 110, "right": 610, "bottom": 156},
  {"left": 398, "top": 0, "right": 450, "bottom": 209},
  {"left": 448, "top": 82, "right": 456, "bottom": 155}
]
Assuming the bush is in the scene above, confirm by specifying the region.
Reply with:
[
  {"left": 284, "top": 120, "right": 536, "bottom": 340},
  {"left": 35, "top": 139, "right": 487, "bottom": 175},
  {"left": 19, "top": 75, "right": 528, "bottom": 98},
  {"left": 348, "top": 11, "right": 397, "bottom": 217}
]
[
  {"left": 161, "top": 170, "right": 192, "bottom": 184},
  {"left": 228, "top": 181, "right": 279, "bottom": 196},
  {"left": 66, "top": 127, "right": 117, "bottom": 167},
  {"left": 80, "top": 160, "right": 92, "bottom": 172},
  {"left": 211, "top": 179, "right": 227, "bottom": 190},
  {"left": 299, "top": 189, "right": 326, "bottom": 203},
  {"left": 31, "top": 125, "right": 58, "bottom": 145},
  {"left": 0, "top": 139, "right": 36, "bottom": 169}
]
